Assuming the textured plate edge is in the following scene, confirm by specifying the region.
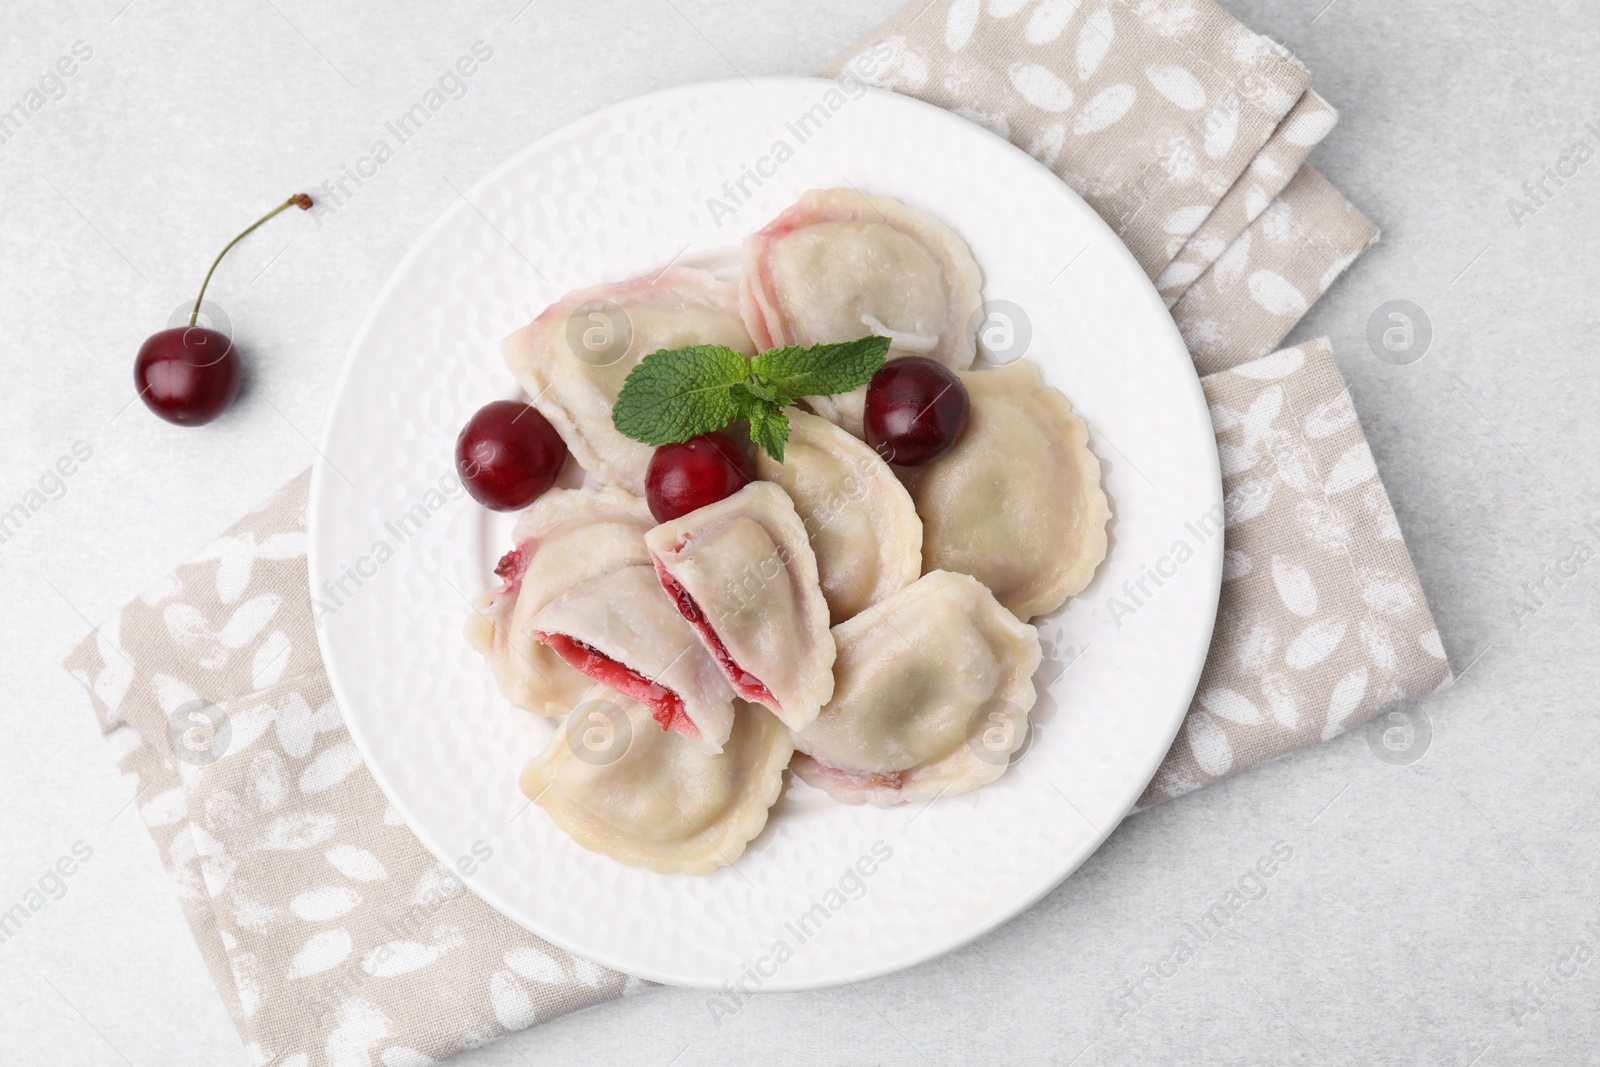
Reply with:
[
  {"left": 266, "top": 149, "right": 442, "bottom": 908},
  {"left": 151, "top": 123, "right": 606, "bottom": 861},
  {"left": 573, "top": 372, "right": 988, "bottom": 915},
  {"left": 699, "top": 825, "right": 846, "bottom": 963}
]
[{"left": 309, "top": 75, "right": 1224, "bottom": 992}]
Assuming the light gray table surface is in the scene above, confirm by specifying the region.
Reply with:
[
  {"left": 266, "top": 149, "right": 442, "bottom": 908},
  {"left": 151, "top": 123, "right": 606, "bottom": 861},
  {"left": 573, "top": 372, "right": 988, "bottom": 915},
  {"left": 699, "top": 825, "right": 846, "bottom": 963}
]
[{"left": 2, "top": 0, "right": 1596, "bottom": 1063}]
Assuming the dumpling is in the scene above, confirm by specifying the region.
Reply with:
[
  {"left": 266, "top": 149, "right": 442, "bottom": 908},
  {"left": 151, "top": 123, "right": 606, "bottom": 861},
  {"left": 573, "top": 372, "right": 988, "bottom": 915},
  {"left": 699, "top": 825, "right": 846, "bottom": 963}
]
[
  {"left": 646, "top": 482, "right": 834, "bottom": 732},
  {"left": 521, "top": 687, "right": 792, "bottom": 875},
  {"left": 504, "top": 266, "right": 755, "bottom": 493},
  {"left": 530, "top": 565, "right": 736, "bottom": 752},
  {"left": 790, "top": 570, "right": 1042, "bottom": 807},
  {"left": 740, "top": 188, "right": 983, "bottom": 437},
  {"left": 740, "top": 188, "right": 982, "bottom": 365},
  {"left": 899, "top": 360, "right": 1110, "bottom": 620},
  {"left": 752, "top": 408, "right": 922, "bottom": 625},
  {"left": 465, "top": 487, "right": 652, "bottom": 715}
]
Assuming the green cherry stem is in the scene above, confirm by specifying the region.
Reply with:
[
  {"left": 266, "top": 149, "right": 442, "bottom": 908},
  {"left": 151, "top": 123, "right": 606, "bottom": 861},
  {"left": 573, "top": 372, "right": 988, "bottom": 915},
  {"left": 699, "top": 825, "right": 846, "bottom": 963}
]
[{"left": 189, "top": 193, "right": 314, "bottom": 327}]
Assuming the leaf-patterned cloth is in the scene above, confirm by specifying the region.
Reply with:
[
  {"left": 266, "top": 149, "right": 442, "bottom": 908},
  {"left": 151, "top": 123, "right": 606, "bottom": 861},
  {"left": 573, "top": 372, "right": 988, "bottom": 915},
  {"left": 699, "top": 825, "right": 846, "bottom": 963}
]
[
  {"left": 819, "top": 0, "right": 1381, "bottom": 363},
  {"left": 1139, "top": 338, "right": 1450, "bottom": 805},
  {"left": 63, "top": 1, "right": 1450, "bottom": 1062},
  {"left": 64, "top": 473, "right": 644, "bottom": 1066},
  {"left": 1155, "top": 90, "right": 1340, "bottom": 307}
]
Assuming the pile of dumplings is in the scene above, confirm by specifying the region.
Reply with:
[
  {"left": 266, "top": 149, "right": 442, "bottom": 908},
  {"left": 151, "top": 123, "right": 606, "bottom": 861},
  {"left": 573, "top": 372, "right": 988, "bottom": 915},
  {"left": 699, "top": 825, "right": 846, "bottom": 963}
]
[{"left": 466, "top": 188, "right": 1110, "bottom": 875}]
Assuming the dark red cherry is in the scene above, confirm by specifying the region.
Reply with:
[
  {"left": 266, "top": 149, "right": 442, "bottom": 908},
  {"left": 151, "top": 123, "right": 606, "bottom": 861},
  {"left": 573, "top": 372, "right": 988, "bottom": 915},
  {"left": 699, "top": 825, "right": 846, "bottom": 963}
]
[
  {"left": 134, "top": 327, "right": 242, "bottom": 426},
  {"left": 135, "top": 192, "right": 314, "bottom": 427},
  {"left": 456, "top": 400, "right": 568, "bottom": 511},
  {"left": 645, "top": 432, "right": 753, "bottom": 523},
  {"left": 863, "top": 356, "right": 970, "bottom": 466}
]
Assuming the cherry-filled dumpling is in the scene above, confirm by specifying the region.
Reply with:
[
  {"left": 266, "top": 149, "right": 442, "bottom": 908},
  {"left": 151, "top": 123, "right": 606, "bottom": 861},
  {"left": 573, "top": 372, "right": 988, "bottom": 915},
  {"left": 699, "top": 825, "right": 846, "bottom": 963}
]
[
  {"left": 740, "top": 188, "right": 983, "bottom": 437},
  {"left": 466, "top": 487, "right": 653, "bottom": 716},
  {"left": 753, "top": 408, "right": 922, "bottom": 626},
  {"left": 646, "top": 482, "right": 834, "bottom": 732},
  {"left": 530, "top": 565, "right": 736, "bottom": 752},
  {"left": 790, "top": 570, "right": 1042, "bottom": 807},
  {"left": 899, "top": 360, "right": 1110, "bottom": 620},
  {"left": 504, "top": 267, "right": 755, "bottom": 493},
  {"left": 521, "top": 687, "right": 792, "bottom": 875}
]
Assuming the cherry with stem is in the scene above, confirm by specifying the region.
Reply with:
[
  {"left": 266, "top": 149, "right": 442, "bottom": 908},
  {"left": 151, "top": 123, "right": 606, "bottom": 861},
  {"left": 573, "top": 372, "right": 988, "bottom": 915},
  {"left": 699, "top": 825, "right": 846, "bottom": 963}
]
[{"left": 134, "top": 192, "right": 314, "bottom": 426}]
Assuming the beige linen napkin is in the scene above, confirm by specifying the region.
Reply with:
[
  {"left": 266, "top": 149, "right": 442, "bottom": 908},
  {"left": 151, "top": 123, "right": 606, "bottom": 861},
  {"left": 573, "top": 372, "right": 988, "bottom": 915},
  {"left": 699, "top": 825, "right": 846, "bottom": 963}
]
[
  {"left": 818, "top": 0, "right": 1382, "bottom": 366},
  {"left": 65, "top": 476, "right": 643, "bottom": 1065},
  {"left": 64, "top": 1, "right": 1449, "bottom": 1061},
  {"left": 1139, "top": 337, "right": 1450, "bottom": 806}
]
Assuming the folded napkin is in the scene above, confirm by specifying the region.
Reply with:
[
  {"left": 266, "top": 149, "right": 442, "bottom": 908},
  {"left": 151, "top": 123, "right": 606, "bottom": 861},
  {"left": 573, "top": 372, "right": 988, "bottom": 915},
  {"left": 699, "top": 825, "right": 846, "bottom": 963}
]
[
  {"left": 818, "top": 0, "right": 1379, "bottom": 368},
  {"left": 64, "top": 1, "right": 1450, "bottom": 1062},
  {"left": 1139, "top": 336, "right": 1449, "bottom": 805}
]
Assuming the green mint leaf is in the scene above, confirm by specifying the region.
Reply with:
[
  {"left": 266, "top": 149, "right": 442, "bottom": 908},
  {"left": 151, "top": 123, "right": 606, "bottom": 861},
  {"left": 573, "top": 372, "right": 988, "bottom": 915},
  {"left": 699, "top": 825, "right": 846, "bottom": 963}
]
[
  {"left": 751, "top": 335, "right": 891, "bottom": 399},
  {"left": 728, "top": 387, "right": 790, "bottom": 462},
  {"left": 609, "top": 335, "right": 886, "bottom": 462},
  {"left": 745, "top": 400, "right": 790, "bottom": 463},
  {"left": 727, "top": 382, "right": 766, "bottom": 416},
  {"left": 612, "top": 345, "right": 751, "bottom": 445}
]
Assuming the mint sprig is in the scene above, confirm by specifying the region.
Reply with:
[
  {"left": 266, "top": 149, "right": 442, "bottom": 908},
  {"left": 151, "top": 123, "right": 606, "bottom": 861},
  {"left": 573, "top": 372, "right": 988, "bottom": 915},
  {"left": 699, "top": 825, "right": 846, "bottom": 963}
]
[
  {"left": 744, "top": 402, "right": 790, "bottom": 460},
  {"left": 608, "top": 343, "right": 752, "bottom": 448},
  {"left": 612, "top": 334, "right": 889, "bottom": 463},
  {"left": 751, "top": 339, "right": 892, "bottom": 399}
]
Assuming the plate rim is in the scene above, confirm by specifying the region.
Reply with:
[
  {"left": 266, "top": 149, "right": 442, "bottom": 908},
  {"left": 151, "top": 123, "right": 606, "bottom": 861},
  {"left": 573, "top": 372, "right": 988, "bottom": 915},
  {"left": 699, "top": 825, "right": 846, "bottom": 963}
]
[{"left": 310, "top": 74, "right": 1222, "bottom": 991}]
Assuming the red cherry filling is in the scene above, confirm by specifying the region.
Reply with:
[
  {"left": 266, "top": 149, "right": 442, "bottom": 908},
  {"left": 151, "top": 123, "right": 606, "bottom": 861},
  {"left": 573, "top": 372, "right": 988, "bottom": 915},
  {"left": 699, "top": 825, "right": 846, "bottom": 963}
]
[
  {"left": 644, "top": 432, "right": 753, "bottom": 523},
  {"left": 534, "top": 632, "right": 696, "bottom": 736},
  {"left": 493, "top": 543, "right": 531, "bottom": 595},
  {"left": 863, "top": 356, "right": 970, "bottom": 466},
  {"left": 652, "top": 558, "right": 778, "bottom": 708}
]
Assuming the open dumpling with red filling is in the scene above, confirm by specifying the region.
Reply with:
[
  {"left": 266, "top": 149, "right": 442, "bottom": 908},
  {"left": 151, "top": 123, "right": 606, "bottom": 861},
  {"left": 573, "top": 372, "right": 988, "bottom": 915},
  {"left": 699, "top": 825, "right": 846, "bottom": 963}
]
[
  {"left": 531, "top": 565, "right": 736, "bottom": 752},
  {"left": 740, "top": 187, "right": 983, "bottom": 437},
  {"left": 790, "top": 570, "right": 1042, "bottom": 806},
  {"left": 646, "top": 482, "right": 834, "bottom": 732},
  {"left": 465, "top": 487, "right": 652, "bottom": 716}
]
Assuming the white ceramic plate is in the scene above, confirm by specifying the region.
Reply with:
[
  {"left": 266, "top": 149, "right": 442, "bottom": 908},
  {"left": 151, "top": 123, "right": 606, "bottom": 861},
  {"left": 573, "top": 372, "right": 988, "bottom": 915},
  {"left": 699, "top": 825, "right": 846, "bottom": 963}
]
[{"left": 310, "top": 77, "right": 1221, "bottom": 991}]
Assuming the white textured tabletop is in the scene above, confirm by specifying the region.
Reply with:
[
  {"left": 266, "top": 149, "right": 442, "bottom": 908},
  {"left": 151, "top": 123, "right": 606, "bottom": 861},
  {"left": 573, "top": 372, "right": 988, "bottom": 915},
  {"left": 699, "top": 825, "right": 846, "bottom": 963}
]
[{"left": 2, "top": 1, "right": 1596, "bottom": 1064}]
